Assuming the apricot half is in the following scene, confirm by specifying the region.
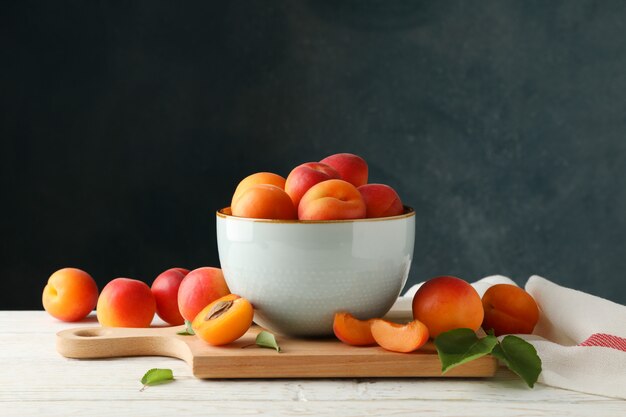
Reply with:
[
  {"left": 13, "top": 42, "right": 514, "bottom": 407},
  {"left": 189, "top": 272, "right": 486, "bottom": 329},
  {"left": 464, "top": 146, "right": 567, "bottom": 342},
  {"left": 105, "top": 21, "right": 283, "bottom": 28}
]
[
  {"left": 192, "top": 294, "right": 254, "bottom": 346},
  {"left": 370, "top": 319, "right": 429, "bottom": 353},
  {"left": 333, "top": 312, "right": 376, "bottom": 346},
  {"left": 482, "top": 284, "right": 539, "bottom": 336}
]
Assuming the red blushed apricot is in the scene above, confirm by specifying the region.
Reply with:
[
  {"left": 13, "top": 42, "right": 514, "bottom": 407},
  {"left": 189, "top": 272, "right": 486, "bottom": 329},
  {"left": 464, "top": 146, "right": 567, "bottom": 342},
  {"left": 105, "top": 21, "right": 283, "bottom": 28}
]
[
  {"left": 333, "top": 312, "right": 376, "bottom": 346},
  {"left": 298, "top": 179, "right": 366, "bottom": 220},
  {"left": 231, "top": 172, "right": 286, "bottom": 208},
  {"left": 97, "top": 278, "right": 156, "bottom": 328},
  {"left": 320, "top": 153, "right": 368, "bottom": 188},
  {"left": 177, "top": 267, "right": 230, "bottom": 322},
  {"left": 231, "top": 184, "right": 297, "bottom": 220},
  {"left": 285, "top": 162, "right": 341, "bottom": 208},
  {"left": 151, "top": 267, "right": 189, "bottom": 325},
  {"left": 357, "top": 183, "right": 404, "bottom": 218},
  {"left": 482, "top": 284, "right": 540, "bottom": 336},
  {"left": 42, "top": 268, "right": 98, "bottom": 322},
  {"left": 412, "top": 276, "right": 484, "bottom": 338},
  {"left": 370, "top": 319, "right": 429, "bottom": 353},
  {"left": 192, "top": 294, "right": 254, "bottom": 346}
]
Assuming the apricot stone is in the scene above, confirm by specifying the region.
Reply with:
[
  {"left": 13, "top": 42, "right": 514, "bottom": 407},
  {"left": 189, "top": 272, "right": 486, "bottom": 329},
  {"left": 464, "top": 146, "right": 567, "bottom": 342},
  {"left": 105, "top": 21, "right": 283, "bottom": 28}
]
[{"left": 192, "top": 294, "right": 254, "bottom": 346}]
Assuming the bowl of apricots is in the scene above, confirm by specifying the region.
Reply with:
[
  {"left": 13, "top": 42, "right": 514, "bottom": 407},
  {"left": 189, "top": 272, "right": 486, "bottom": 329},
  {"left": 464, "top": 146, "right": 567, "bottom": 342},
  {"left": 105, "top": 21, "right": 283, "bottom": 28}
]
[{"left": 216, "top": 153, "right": 415, "bottom": 337}]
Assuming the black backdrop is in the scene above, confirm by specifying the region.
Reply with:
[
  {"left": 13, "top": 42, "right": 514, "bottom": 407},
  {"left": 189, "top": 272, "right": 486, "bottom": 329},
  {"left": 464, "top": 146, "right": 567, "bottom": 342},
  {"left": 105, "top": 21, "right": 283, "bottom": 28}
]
[{"left": 2, "top": 0, "right": 626, "bottom": 310}]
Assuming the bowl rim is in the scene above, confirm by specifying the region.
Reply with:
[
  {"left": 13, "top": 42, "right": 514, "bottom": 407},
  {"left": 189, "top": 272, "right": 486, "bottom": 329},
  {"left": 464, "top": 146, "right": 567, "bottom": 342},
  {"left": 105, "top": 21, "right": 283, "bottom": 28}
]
[{"left": 216, "top": 205, "right": 415, "bottom": 224}]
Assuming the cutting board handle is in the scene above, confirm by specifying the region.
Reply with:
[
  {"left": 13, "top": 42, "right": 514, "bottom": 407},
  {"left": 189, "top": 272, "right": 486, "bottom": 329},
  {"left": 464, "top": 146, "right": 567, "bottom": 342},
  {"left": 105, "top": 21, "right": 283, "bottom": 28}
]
[{"left": 56, "top": 325, "right": 192, "bottom": 364}]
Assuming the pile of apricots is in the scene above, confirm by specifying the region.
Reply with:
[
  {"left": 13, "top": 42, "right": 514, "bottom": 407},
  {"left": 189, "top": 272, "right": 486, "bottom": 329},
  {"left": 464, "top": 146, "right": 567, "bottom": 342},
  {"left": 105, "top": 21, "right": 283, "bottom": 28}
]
[
  {"left": 42, "top": 266, "right": 253, "bottom": 345},
  {"left": 230, "top": 153, "right": 405, "bottom": 220},
  {"left": 43, "top": 268, "right": 539, "bottom": 351}
]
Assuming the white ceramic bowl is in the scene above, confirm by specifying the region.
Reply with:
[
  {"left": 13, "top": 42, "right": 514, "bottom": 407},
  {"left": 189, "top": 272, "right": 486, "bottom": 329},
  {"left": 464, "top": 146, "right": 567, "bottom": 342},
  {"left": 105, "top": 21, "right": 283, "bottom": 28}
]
[{"left": 216, "top": 207, "right": 415, "bottom": 337}]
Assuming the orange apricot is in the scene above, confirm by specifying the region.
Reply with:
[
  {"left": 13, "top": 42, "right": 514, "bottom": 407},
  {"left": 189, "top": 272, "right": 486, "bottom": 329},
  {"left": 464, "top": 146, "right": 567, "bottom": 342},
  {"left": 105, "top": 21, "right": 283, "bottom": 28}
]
[
  {"left": 412, "top": 276, "right": 484, "bottom": 338},
  {"left": 231, "top": 172, "right": 286, "bottom": 207},
  {"left": 482, "top": 284, "right": 540, "bottom": 336},
  {"left": 370, "top": 319, "right": 430, "bottom": 353},
  {"left": 333, "top": 312, "right": 376, "bottom": 346},
  {"left": 298, "top": 179, "right": 366, "bottom": 221},
  {"left": 231, "top": 184, "right": 297, "bottom": 220},
  {"left": 192, "top": 294, "right": 254, "bottom": 346},
  {"left": 42, "top": 268, "right": 98, "bottom": 322}
]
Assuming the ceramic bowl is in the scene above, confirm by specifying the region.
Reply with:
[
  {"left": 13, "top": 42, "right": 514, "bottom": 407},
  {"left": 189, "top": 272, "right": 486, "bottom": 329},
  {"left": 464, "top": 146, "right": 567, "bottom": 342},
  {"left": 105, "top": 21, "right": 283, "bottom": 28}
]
[{"left": 215, "top": 207, "right": 415, "bottom": 337}]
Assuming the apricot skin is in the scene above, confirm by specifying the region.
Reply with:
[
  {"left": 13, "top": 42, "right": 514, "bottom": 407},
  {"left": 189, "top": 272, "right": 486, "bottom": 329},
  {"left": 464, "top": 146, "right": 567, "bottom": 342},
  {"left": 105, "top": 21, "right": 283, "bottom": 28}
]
[
  {"left": 151, "top": 267, "right": 189, "bottom": 325},
  {"left": 97, "top": 278, "right": 156, "bottom": 328},
  {"left": 482, "top": 284, "right": 539, "bottom": 336},
  {"left": 177, "top": 267, "right": 231, "bottom": 322},
  {"left": 320, "top": 153, "right": 368, "bottom": 188},
  {"left": 357, "top": 183, "right": 404, "bottom": 218},
  {"left": 412, "top": 276, "right": 484, "bottom": 338},
  {"left": 231, "top": 184, "right": 297, "bottom": 220},
  {"left": 231, "top": 172, "right": 286, "bottom": 208},
  {"left": 333, "top": 312, "right": 376, "bottom": 346},
  {"left": 285, "top": 162, "right": 340, "bottom": 208},
  {"left": 298, "top": 179, "right": 366, "bottom": 221},
  {"left": 192, "top": 294, "right": 254, "bottom": 346},
  {"left": 370, "top": 319, "right": 429, "bottom": 353},
  {"left": 42, "top": 268, "right": 98, "bottom": 322}
]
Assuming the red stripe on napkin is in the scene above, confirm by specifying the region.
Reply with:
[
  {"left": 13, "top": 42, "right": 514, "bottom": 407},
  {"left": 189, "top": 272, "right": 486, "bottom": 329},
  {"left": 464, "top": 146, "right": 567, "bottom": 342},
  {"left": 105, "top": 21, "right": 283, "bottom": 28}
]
[{"left": 578, "top": 333, "right": 626, "bottom": 352}]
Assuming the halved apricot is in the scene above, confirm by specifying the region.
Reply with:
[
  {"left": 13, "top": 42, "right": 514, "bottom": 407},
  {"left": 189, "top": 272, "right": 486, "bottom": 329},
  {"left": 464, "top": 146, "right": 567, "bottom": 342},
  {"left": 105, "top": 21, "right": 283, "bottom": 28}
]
[
  {"left": 333, "top": 312, "right": 376, "bottom": 346},
  {"left": 370, "top": 319, "right": 429, "bottom": 353},
  {"left": 192, "top": 294, "right": 254, "bottom": 346}
]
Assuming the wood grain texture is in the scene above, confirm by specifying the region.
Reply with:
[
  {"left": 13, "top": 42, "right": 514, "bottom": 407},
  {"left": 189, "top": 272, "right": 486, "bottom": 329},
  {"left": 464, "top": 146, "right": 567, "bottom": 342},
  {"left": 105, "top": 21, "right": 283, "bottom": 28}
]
[
  {"left": 3, "top": 311, "right": 625, "bottom": 417},
  {"left": 56, "top": 324, "right": 497, "bottom": 378}
]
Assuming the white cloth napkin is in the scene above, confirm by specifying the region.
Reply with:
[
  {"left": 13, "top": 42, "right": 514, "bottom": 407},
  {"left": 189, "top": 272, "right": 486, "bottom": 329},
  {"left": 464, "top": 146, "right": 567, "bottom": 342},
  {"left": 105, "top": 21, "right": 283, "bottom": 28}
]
[{"left": 402, "top": 275, "right": 626, "bottom": 399}]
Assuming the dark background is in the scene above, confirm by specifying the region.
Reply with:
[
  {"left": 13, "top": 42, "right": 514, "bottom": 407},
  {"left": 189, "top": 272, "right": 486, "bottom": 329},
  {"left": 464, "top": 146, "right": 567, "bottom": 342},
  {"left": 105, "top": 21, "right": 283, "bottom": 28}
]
[{"left": 2, "top": 0, "right": 626, "bottom": 310}]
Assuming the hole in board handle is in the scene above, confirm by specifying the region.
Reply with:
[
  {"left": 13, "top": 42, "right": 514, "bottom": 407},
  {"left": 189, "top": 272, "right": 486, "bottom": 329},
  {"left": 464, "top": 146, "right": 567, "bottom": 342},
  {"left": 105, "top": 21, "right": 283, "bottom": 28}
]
[{"left": 74, "top": 329, "right": 109, "bottom": 338}]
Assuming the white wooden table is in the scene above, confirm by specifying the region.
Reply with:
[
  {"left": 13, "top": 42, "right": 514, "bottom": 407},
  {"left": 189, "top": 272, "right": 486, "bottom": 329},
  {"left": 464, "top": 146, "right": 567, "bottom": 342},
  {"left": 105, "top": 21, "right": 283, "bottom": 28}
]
[{"left": 1, "top": 311, "right": 624, "bottom": 417}]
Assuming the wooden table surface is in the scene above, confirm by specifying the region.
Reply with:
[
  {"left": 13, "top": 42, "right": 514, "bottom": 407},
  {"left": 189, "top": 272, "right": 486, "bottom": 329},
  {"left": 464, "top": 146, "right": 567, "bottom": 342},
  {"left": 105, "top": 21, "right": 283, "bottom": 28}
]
[{"left": 1, "top": 311, "right": 624, "bottom": 417}]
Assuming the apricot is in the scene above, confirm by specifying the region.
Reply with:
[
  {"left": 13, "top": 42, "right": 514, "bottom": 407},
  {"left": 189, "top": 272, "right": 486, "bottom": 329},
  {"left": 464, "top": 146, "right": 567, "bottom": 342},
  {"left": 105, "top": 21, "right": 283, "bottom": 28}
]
[
  {"left": 42, "top": 267, "right": 99, "bottom": 322},
  {"left": 298, "top": 179, "right": 366, "bottom": 221},
  {"left": 192, "top": 294, "right": 254, "bottom": 346},
  {"left": 178, "top": 267, "right": 231, "bottom": 322},
  {"left": 151, "top": 267, "right": 189, "bottom": 325},
  {"left": 320, "top": 153, "right": 368, "bottom": 187},
  {"left": 481, "top": 284, "right": 540, "bottom": 336},
  {"left": 97, "top": 278, "right": 156, "bottom": 327},
  {"left": 231, "top": 184, "right": 297, "bottom": 220},
  {"left": 370, "top": 319, "right": 429, "bottom": 353},
  {"left": 285, "top": 162, "right": 341, "bottom": 208},
  {"left": 412, "top": 276, "right": 484, "bottom": 338},
  {"left": 333, "top": 312, "right": 376, "bottom": 346},
  {"left": 357, "top": 183, "right": 404, "bottom": 218},
  {"left": 231, "top": 172, "right": 286, "bottom": 207}
]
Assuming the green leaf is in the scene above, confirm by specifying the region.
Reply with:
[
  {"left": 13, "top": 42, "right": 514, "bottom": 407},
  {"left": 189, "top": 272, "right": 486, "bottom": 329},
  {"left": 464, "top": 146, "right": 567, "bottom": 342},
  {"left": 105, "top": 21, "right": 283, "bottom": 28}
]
[
  {"left": 177, "top": 320, "right": 195, "bottom": 336},
  {"left": 434, "top": 328, "right": 498, "bottom": 374},
  {"left": 255, "top": 330, "right": 281, "bottom": 353},
  {"left": 491, "top": 335, "right": 542, "bottom": 388},
  {"left": 140, "top": 368, "right": 174, "bottom": 391}
]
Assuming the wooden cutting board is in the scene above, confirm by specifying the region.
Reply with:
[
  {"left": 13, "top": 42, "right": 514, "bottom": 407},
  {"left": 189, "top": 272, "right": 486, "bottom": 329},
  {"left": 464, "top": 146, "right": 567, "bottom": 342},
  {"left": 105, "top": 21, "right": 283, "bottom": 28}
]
[{"left": 56, "top": 324, "right": 497, "bottom": 379}]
